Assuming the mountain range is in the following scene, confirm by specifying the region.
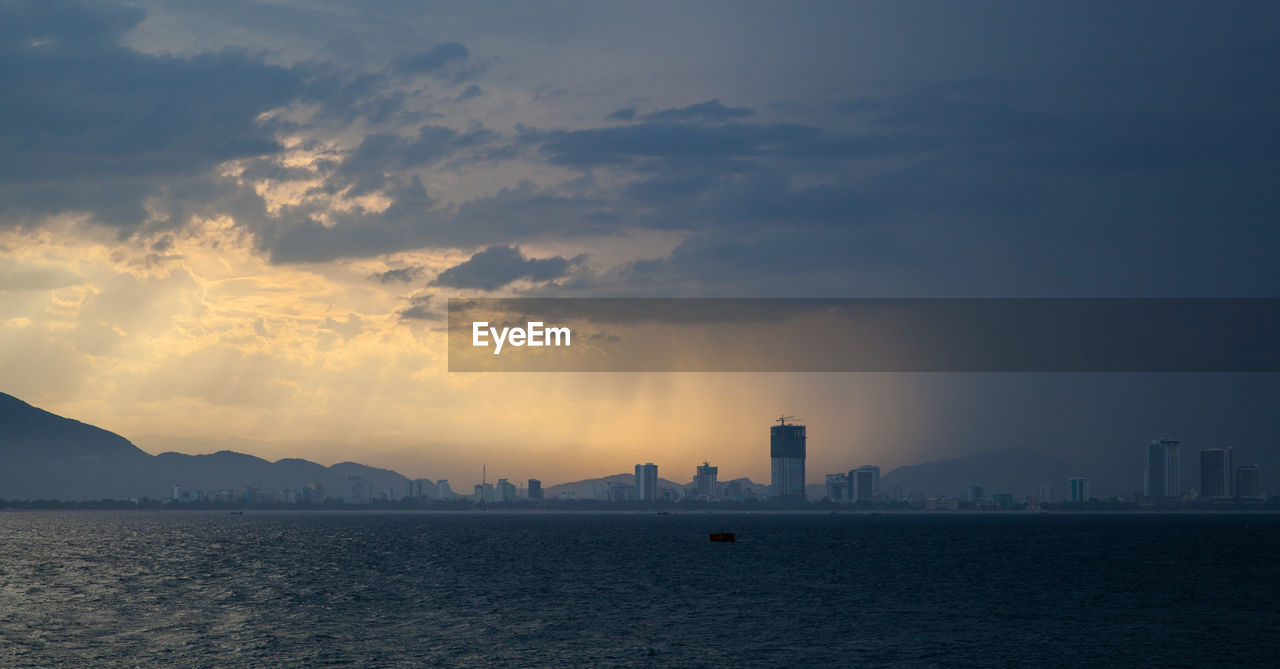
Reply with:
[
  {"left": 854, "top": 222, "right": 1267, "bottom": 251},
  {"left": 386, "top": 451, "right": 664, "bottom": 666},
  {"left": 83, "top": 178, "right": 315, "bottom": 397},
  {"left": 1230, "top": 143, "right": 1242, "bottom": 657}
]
[{"left": 0, "top": 392, "right": 411, "bottom": 501}]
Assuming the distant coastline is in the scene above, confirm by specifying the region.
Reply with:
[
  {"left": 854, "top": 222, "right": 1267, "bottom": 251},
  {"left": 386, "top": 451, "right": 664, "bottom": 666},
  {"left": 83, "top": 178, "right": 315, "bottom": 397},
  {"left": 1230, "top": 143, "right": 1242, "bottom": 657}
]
[{"left": 4, "top": 498, "right": 1279, "bottom": 513}]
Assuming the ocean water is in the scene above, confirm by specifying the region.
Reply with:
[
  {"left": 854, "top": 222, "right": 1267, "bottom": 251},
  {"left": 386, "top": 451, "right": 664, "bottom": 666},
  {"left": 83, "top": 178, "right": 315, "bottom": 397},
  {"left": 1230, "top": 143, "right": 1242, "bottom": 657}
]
[{"left": 0, "top": 512, "right": 1277, "bottom": 667}]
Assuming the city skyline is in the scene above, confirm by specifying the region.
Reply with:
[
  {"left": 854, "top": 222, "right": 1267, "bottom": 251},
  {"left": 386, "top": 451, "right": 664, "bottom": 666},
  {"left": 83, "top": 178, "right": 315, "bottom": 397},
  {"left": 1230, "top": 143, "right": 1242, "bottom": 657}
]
[{"left": 2, "top": 390, "right": 1268, "bottom": 505}]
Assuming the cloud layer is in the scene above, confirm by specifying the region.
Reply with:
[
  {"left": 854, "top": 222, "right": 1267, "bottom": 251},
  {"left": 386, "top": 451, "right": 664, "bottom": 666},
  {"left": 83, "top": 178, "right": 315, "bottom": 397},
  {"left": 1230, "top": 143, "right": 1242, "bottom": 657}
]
[{"left": 431, "top": 246, "right": 584, "bottom": 291}]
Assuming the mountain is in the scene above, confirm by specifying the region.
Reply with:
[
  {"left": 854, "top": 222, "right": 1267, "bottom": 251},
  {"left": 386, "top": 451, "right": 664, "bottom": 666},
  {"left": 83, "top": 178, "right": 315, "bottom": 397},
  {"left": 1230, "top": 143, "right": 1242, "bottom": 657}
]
[
  {"left": 724, "top": 477, "right": 770, "bottom": 498},
  {"left": 0, "top": 392, "right": 156, "bottom": 500},
  {"left": 0, "top": 392, "right": 150, "bottom": 465},
  {"left": 543, "top": 473, "right": 686, "bottom": 500},
  {"left": 150, "top": 451, "right": 414, "bottom": 501},
  {"left": 880, "top": 447, "right": 1074, "bottom": 499},
  {"left": 0, "top": 392, "right": 417, "bottom": 501}
]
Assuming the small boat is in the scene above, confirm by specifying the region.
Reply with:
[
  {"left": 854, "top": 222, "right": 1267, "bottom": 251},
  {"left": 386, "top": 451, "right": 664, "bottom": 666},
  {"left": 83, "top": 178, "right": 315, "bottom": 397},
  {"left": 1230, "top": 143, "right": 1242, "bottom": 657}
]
[
  {"left": 709, "top": 531, "right": 735, "bottom": 542},
  {"left": 229, "top": 511, "right": 244, "bottom": 515}
]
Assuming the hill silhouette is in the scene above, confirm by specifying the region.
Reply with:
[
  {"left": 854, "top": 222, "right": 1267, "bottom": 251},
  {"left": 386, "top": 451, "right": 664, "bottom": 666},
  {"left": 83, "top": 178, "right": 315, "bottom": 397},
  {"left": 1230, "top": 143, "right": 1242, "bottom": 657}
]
[
  {"left": 880, "top": 447, "right": 1073, "bottom": 500},
  {"left": 0, "top": 392, "right": 416, "bottom": 501}
]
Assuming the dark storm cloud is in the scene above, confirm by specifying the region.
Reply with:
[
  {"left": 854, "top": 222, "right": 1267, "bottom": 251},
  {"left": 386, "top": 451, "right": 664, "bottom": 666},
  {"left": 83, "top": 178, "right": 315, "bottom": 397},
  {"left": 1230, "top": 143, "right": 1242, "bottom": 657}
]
[
  {"left": 392, "top": 42, "right": 469, "bottom": 75},
  {"left": 0, "top": 0, "right": 303, "bottom": 226},
  {"left": 254, "top": 64, "right": 1280, "bottom": 283},
  {"left": 644, "top": 99, "right": 754, "bottom": 122},
  {"left": 370, "top": 266, "right": 423, "bottom": 284},
  {"left": 399, "top": 294, "right": 441, "bottom": 321},
  {"left": 845, "top": 85, "right": 1280, "bottom": 177},
  {"left": 6, "top": 0, "right": 1280, "bottom": 303},
  {"left": 258, "top": 175, "right": 439, "bottom": 263},
  {"left": 430, "top": 246, "right": 585, "bottom": 291},
  {"left": 332, "top": 123, "right": 499, "bottom": 195},
  {"left": 452, "top": 181, "right": 616, "bottom": 233},
  {"left": 303, "top": 69, "right": 411, "bottom": 123},
  {"left": 257, "top": 175, "right": 619, "bottom": 264},
  {"left": 532, "top": 120, "right": 932, "bottom": 168}
]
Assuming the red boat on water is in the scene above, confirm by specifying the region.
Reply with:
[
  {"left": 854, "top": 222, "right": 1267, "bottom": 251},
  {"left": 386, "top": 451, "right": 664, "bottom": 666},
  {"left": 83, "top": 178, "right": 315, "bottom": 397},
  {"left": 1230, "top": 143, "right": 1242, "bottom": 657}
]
[{"left": 709, "top": 532, "right": 735, "bottom": 542}]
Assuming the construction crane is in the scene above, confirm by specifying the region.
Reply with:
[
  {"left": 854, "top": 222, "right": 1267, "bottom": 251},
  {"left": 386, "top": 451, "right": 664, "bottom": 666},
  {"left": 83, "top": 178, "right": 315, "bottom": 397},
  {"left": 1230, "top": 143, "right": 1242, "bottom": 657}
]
[{"left": 776, "top": 414, "right": 798, "bottom": 426}]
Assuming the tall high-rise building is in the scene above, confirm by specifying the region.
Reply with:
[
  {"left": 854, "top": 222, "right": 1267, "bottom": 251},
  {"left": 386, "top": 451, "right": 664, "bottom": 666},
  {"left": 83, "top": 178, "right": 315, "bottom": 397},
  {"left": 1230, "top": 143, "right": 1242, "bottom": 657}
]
[
  {"left": 694, "top": 461, "right": 719, "bottom": 500},
  {"left": 436, "top": 479, "right": 452, "bottom": 500},
  {"left": 1069, "top": 476, "right": 1090, "bottom": 503},
  {"left": 527, "top": 478, "right": 542, "bottom": 500},
  {"left": 1145, "top": 439, "right": 1181, "bottom": 498},
  {"left": 473, "top": 482, "right": 494, "bottom": 503},
  {"left": 1235, "top": 465, "right": 1262, "bottom": 500},
  {"left": 1200, "top": 448, "right": 1233, "bottom": 499},
  {"left": 496, "top": 478, "right": 516, "bottom": 502},
  {"left": 770, "top": 416, "right": 807, "bottom": 501},
  {"left": 635, "top": 463, "right": 659, "bottom": 502},
  {"left": 851, "top": 466, "right": 880, "bottom": 502}
]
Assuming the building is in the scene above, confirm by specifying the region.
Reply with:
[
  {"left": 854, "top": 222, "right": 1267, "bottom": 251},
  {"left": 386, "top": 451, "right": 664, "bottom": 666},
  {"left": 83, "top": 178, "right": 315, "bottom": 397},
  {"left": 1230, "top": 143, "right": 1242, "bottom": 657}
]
[
  {"left": 303, "top": 482, "right": 324, "bottom": 503},
  {"left": 1069, "top": 476, "right": 1090, "bottom": 503},
  {"left": 694, "top": 461, "right": 719, "bottom": 500},
  {"left": 770, "top": 416, "right": 807, "bottom": 501},
  {"left": 1200, "top": 448, "right": 1233, "bottom": 499},
  {"left": 1235, "top": 465, "right": 1262, "bottom": 500},
  {"left": 345, "top": 476, "right": 373, "bottom": 504},
  {"left": 409, "top": 478, "right": 434, "bottom": 498},
  {"left": 527, "top": 478, "right": 542, "bottom": 500},
  {"left": 825, "top": 473, "right": 849, "bottom": 501},
  {"left": 851, "top": 466, "right": 880, "bottom": 502},
  {"left": 1145, "top": 438, "right": 1181, "bottom": 498},
  {"left": 496, "top": 478, "right": 516, "bottom": 502},
  {"left": 609, "top": 482, "right": 634, "bottom": 502},
  {"left": 1038, "top": 482, "right": 1054, "bottom": 504},
  {"left": 473, "top": 482, "right": 494, "bottom": 503},
  {"left": 967, "top": 485, "right": 984, "bottom": 505},
  {"left": 634, "top": 463, "right": 659, "bottom": 503},
  {"left": 436, "top": 480, "right": 452, "bottom": 500},
  {"left": 924, "top": 497, "right": 961, "bottom": 511}
]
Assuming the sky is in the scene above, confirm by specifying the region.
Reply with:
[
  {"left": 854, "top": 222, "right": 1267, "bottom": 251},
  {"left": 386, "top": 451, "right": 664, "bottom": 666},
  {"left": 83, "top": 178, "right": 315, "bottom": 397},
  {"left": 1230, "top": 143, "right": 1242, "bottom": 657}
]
[{"left": 2, "top": 0, "right": 1279, "bottom": 493}]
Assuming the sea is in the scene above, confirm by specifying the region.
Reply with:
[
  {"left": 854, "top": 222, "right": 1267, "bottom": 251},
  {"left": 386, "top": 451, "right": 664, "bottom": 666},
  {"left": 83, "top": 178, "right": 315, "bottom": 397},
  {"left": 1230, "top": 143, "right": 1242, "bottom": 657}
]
[{"left": 1, "top": 511, "right": 1277, "bottom": 667}]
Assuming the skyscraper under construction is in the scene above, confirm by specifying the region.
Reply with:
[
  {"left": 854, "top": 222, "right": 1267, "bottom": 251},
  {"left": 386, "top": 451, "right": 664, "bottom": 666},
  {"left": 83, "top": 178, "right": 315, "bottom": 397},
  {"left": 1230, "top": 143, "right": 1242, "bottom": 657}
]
[{"left": 770, "top": 416, "right": 806, "bottom": 502}]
